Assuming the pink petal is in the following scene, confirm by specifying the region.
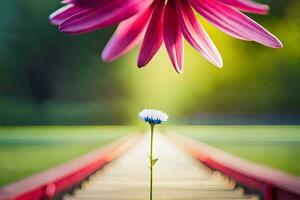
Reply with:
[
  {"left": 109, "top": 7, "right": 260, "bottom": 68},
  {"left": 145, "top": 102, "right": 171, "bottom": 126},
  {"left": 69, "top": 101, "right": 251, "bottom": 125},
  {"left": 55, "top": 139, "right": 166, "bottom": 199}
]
[
  {"left": 137, "top": 0, "right": 165, "bottom": 68},
  {"left": 49, "top": 4, "right": 86, "bottom": 26},
  {"left": 102, "top": 6, "right": 153, "bottom": 62},
  {"left": 61, "top": 0, "right": 72, "bottom": 3},
  {"left": 190, "top": 0, "right": 248, "bottom": 40},
  {"left": 63, "top": 0, "right": 107, "bottom": 8},
  {"left": 217, "top": 0, "right": 269, "bottom": 15},
  {"left": 163, "top": 0, "right": 184, "bottom": 73},
  {"left": 176, "top": 0, "right": 222, "bottom": 68},
  {"left": 60, "top": 0, "right": 152, "bottom": 34},
  {"left": 190, "top": 0, "right": 283, "bottom": 48}
]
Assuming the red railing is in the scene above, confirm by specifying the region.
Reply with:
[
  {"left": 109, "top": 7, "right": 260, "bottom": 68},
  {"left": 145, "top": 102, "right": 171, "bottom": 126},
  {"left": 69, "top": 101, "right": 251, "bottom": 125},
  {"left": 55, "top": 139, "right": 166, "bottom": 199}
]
[
  {"left": 169, "top": 134, "right": 300, "bottom": 200},
  {"left": 0, "top": 134, "right": 140, "bottom": 200}
]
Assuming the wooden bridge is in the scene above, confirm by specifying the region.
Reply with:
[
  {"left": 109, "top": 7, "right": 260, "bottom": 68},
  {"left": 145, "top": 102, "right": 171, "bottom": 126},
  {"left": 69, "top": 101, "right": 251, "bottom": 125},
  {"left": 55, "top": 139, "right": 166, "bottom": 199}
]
[
  {"left": 1, "top": 131, "right": 300, "bottom": 200},
  {"left": 64, "top": 133, "right": 257, "bottom": 200}
]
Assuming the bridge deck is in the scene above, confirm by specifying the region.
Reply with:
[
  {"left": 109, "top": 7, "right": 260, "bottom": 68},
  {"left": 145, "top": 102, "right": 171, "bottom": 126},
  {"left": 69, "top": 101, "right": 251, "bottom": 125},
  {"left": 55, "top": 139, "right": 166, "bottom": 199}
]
[{"left": 64, "top": 133, "right": 258, "bottom": 200}]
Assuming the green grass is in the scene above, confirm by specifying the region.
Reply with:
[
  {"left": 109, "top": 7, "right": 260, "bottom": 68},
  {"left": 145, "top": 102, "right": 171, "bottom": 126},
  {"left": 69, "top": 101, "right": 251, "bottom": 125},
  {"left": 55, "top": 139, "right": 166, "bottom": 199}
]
[
  {"left": 169, "top": 126, "right": 300, "bottom": 176},
  {"left": 0, "top": 126, "right": 134, "bottom": 186}
]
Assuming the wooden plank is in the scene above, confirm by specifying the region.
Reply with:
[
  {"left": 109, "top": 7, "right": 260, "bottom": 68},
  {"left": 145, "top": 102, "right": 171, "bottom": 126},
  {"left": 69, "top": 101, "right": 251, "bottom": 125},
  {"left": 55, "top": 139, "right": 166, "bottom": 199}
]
[
  {"left": 0, "top": 134, "right": 139, "bottom": 200},
  {"left": 169, "top": 133, "right": 300, "bottom": 200},
  {"left": 66, "top": 133, "right": 258, "bottom": 200}
]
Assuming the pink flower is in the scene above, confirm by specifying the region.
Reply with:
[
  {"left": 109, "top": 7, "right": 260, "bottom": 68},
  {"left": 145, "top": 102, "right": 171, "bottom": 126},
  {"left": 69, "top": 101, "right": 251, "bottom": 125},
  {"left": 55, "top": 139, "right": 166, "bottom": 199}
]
[{"left": 50, "top": 0, "right": 282, "bottom": 73}]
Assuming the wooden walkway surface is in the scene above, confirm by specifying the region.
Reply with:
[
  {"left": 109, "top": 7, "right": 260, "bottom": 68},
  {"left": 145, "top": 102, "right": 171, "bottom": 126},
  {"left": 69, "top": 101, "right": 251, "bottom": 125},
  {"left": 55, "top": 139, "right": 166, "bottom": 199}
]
[{"left": 64, "top": 133, "right": 259, "bottom": 200}]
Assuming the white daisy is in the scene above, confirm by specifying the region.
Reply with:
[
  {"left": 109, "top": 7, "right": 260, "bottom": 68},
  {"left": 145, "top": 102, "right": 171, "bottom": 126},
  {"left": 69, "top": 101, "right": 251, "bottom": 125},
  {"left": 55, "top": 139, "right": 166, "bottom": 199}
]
[{"left": 139, "top": 109, "right": 168, "bottom": 124}]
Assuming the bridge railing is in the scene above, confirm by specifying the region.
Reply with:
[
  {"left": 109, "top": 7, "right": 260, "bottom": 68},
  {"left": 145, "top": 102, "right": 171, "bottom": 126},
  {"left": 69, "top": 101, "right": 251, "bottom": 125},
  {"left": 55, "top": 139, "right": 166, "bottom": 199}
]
[
  {"left": 169, "top": 133, "right": 300, "bottom": 200},
  {"left": 0, "top": 134, "right": 139, "bottom": 200}
]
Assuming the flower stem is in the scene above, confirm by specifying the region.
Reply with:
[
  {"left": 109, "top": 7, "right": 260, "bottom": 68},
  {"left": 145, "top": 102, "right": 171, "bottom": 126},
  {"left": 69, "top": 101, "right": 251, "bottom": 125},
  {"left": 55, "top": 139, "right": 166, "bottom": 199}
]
[{"left": 149, "top": 123, "right": 155, "bottom": 200}]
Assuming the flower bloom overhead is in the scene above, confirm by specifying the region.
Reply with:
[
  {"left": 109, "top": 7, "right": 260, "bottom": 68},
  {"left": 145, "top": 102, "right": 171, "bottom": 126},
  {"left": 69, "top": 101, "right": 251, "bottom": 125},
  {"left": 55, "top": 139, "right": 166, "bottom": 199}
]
[
  {"left": 50, "top": 0, "right": 282, "bottom": 73},
  {"left": 139, "top": 109, "right": 168, "bottom": 124}
]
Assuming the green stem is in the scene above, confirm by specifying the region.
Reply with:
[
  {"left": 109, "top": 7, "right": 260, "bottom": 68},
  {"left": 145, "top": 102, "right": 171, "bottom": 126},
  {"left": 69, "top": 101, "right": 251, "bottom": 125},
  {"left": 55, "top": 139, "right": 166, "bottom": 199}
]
[{"left": 149, "top": 123, "right": 155, "bottom": 200}]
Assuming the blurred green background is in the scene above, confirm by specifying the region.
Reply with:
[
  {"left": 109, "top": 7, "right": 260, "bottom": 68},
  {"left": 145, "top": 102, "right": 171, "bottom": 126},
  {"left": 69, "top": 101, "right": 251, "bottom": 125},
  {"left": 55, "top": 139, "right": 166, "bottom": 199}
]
[
  {"left": 0, "top": 0, "right": 299, "bottom": 125},
  {"left": 0, "top": 0, "right": 300, "bottom": 186}
]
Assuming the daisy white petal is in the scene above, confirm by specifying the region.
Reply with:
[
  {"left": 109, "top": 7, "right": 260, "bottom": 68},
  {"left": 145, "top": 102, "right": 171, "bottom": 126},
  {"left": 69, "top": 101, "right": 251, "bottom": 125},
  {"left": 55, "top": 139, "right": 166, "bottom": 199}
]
[{"left": 139, "top": 109, "right": 168, "bottom": 124}]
